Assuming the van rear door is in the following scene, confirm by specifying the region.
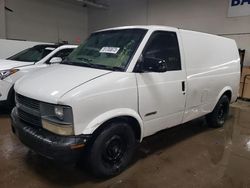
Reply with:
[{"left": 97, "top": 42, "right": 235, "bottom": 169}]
[{"left": 136, "top": 30, "right": 187, "bottom": 137}]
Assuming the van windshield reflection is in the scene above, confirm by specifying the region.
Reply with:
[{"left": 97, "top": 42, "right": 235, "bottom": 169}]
[{"left": 62, "top": 29, "right": 147, "bottom": 71}]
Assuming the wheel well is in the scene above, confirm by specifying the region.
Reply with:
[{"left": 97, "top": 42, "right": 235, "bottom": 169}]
[
  {"left": 92, "top": 116, "right": 141, "bottom": 142},
  {"left": 223, "top": 90, "right": 232, "bottom": 102}
]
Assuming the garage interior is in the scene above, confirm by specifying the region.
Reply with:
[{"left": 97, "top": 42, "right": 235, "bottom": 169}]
[{"left": 1, "top": 0, "right": 250, "bottom": 187}]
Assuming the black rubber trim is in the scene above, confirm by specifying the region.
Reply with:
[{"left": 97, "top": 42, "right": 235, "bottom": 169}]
[
  {"left": 11, "top": 107, "right": 91, "bottom": 163},
  {"left": 0, "top": 86, "right": 14, "bottom": 108},
  {"left": 145, "top": 111, "right": 157, "bottom": 117},
  {"left": 0, "top": 100, "right": 7, "bottom": 107}
]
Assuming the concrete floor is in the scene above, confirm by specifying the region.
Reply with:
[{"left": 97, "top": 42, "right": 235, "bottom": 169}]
[{"left": 1, "top": 101, "right": 250, "bottom": 188}]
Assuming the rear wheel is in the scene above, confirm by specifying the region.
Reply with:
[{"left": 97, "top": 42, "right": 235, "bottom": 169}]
[
  {"left": 87, "top": 121, "right": 137, "bottom": 178},
  {"left": 206, "top": 95, "right": 230, "bottom": 128}
]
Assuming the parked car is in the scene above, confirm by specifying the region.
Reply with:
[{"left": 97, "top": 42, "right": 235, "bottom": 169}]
[
  {"left": 0, "top": 44, "right": 77, "bottom": 109},
  {"left": 11, "top": 26, "right": 240, "bottom": 177}
]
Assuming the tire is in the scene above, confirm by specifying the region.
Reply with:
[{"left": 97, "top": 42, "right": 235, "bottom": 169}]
[
  {"left": 6, "top": 88, "right": 15, "bottom": 111},
  {"left": 87, "top": 121, "right": 137, "bottom": 178},
  {"left": 206, "top": 95, "right": 230, "bottom": 128}
]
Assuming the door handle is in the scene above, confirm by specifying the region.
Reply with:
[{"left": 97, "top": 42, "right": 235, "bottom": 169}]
[{"left": 182, "top": 81, "right": 186, "bottom": 95}]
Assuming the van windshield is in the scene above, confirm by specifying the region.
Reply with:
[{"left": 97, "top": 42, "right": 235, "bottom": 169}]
[
  {"left": 8, "top": 45, "right": 56, "bottom": 62},
  {"left": 63, "top": 29, "right": 147, "bottom": 71}
]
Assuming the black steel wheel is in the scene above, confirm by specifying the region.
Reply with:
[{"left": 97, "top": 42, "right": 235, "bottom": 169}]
[
  {"left": 86, "top": 121, "right": 137, "bottom": 178},
  {"left": 206, "top": 95, "right": 230, "bottom": 128}
]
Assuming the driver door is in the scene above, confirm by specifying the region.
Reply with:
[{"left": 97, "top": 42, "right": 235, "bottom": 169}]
[{"left": 136, "top": 31, "right": 187, "bottom": 137}]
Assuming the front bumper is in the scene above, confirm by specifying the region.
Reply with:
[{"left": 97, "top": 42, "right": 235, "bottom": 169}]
[{"left": 11, "top": 107, "right": 91, "bottom": 163}]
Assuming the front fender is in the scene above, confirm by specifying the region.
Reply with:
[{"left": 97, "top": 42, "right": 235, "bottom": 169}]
[{"left": 82, "top": 108, "right": 144, "bottom": 141}]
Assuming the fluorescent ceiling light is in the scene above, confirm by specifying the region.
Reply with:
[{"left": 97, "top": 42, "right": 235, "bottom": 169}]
[{"left": 76, "top": 0, "right": 108, "bottom": 9}]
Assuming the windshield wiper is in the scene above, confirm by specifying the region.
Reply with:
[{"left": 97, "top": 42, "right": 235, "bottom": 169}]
[
  {"left": 61, "top": 58, "right": 124, "bottom": 71},
  {"left": 76, "top": 57, "right": 93, "bottom": 63},
  {"left": 61, "top": 61, "right": 73, "bottom": 65},
  {"left": 62, "top": 56, "right": 92, "bottom": 67},
  {"left": 110, "top": 66, "right": 124, "bottom": 71},
  {"left": 61, "top": 60, "right": 93, "bottom": 68},
  {"left": 91, "top": 64, "right": 124, "bottom": 71}
]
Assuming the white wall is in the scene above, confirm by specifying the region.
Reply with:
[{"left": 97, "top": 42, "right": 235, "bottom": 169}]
[
  {"left": 88, "top": 0, "right": 250, "bottom": 66},
  {"left": 88, "top": 0, "right": 148, "bottom": 32},
  {"left": 0, "top": 39, "right": 50, "bottom": 59},
  {"left": 0, "top": 0, "right": 6, "bottom": 38},
  {"left": 4, "top": 0, "right": 88, "bottom": 44}
]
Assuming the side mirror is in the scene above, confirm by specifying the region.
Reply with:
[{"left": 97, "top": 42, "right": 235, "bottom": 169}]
[
  {"left": 49, "top": 57, "right": 62, "bottom": 64},
  {"left": 141, "top": 57, "right": 167, "bottom": 73}
]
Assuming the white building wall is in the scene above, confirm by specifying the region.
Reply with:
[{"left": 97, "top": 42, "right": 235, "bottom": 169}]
[
  {"left": 0, "top": 0, "right": 6, "bottom": 38},
  {"left": 88, "top": 0, "right": 250, "bottom": 65},
  {"left": 88, "top": 0, "right": 148, "bottom": 33},
  {"left": 4, "top": 0, "right": 88, "bottom": 44}
]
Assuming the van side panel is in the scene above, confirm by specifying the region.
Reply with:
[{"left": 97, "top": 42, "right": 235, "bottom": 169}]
[{"left": 179, "top": 30, "right": 240, "bottom": 123}]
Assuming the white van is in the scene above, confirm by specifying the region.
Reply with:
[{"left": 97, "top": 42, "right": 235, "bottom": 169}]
[
  {"left": 0, "top": 44, "right": 77, "bottom": 109},
  {"left": 11, "top": 26, "right": 240, "bottom": 177}
]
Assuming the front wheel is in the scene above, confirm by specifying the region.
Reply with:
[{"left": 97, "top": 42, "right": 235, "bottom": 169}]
[
  {"left": 86, "top": 121, "right": 137, "bottom": 178},
  {"left": 206, "top": 95, "right": 230, "bottom": 128}
]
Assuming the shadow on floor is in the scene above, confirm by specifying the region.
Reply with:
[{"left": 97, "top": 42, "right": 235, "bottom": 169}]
[
  {"left": 0, "top": 109, "right": 11, "bottom": 119},
  {"left": 136, "top": 117, "right": 210, "bottom": 158}
]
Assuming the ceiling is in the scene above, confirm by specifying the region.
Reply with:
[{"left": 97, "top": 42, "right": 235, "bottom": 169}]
[{"left": 62, "top": 0, "right": 109, "bottom": 8}]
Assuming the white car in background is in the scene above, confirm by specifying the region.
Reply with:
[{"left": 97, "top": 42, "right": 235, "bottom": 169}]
[{"left": 0, "top": 44, "right": 77, "bottom": 109}]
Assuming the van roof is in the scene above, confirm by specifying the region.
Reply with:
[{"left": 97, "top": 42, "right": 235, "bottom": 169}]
[
  {"left": 94, "top": 25, "right": 232, "bottom": 41},
  {"left": 95, "top": 25, "right": 178, "bottom": 32}
]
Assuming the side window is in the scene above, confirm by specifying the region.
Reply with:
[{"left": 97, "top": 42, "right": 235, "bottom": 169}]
[
  {"left": 47, "top": 48, "right": 74, "bottom": 63},
  {"left": 142, "top": 31, "right": 181, "bottom": 71}
]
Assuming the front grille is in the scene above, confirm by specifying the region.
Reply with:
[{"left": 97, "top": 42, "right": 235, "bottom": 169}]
[
  {"left": 15, "top": 93, "right": 42, "bottom": 127},
  {"left": 17, "top": 108, "right": 42, "bottom": 127},
  {"left": 16, "top": 94, "right": 40, "bottom": 111}
]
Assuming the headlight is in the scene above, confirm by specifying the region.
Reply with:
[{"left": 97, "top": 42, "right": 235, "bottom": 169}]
[
  {"left": 0, "top": 69, "right": 19, "bottom": 80},
  {"left": 40, "top": 103, "right": 74, "bottom": 135},
  {"left": 54, "top": 106, "right": 64, "bottom": 120}
]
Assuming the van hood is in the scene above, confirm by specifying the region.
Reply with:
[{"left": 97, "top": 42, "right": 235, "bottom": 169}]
[
  {"left": 0, "top": 59, "right": 34, "bottom": 70},
  {"left": 15, "top": 64, "right": 111, "bottom": 104}
]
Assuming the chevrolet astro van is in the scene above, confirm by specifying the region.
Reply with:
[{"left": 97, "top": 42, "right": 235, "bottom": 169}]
[{"left": 11, "top": 26, "right": 240, "bottom": 177}]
